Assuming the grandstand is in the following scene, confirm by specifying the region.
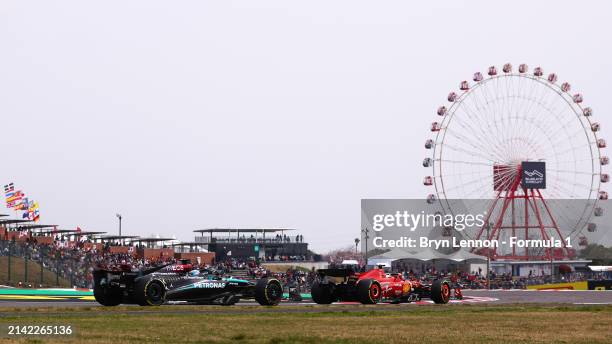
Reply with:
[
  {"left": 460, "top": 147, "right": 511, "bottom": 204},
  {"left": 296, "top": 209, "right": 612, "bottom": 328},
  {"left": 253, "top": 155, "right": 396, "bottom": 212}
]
[
  {"left": 2, "top": 217, "right": 313, "bottom": 287},
  {"left": 194, "top": 228, "right": 309, "bottom": 261}
]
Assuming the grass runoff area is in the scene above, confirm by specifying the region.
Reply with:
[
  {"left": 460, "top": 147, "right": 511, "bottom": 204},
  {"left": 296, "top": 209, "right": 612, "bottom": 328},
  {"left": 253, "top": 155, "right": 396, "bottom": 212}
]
[{"left": 0, "top": 304, "right": 611, "bottom": 344}]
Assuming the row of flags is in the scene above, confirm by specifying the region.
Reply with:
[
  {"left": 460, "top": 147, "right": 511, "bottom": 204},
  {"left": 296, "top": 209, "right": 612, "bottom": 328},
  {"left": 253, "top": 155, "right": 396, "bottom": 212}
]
[{"left": 3, "top": 182, "right": 40, "bottom": 222}]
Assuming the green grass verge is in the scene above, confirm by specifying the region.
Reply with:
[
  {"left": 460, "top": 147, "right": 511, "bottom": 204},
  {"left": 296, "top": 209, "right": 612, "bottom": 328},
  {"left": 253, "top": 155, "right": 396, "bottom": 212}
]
[{"left": 0, "top": 304, "right": 610, "bottom": 344}]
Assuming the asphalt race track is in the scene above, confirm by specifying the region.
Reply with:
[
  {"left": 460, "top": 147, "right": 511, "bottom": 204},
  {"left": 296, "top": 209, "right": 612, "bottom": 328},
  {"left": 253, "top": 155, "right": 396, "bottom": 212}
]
[{"left": 0, "top": 290, "right": 611, "bottom": 309}]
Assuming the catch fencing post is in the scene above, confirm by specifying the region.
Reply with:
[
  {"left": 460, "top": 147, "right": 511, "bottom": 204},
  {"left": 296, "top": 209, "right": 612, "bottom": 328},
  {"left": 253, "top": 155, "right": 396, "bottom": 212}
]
[
  {"left": 56, "top": 257, "right": 60, "bottom": 286},
  {"left": 24, "top": 254, "right": 28, "bottom": 283},
  {"left": 40, "top": 246, "right": 45, "bottom": 286},
  {"left": 7, "top": 242, "right": 11, "bottom": 283}
]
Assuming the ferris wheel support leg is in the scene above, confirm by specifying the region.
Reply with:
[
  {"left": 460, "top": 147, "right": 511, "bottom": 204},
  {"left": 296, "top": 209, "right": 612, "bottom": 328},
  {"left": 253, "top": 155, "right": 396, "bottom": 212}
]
[
  {"left": 536, "top": 189, "right": 572, "bottom": 258},
  {"left": 524, "top": 190, "right": 529, "bottom": 259},
  {"left": 512, "top": 198, "right": 516, "bottom": 257},
  {"left": 529, "top": 189, "right": 552, "bottom": 260},
  {"left": 471, "top": 191, "right": 503, "bottom": 251},
  {"left": 492, "top": 173, "right": 523, "bottom": 258},
  {"left": 490, "top": 193, "right": 515, "bottom": 258}
]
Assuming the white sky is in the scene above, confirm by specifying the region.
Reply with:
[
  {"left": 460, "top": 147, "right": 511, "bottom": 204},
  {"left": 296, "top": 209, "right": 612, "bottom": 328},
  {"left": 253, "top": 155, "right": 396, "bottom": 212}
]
[{"left": 1, "top": 1, "right": 610, "bottom": 252}]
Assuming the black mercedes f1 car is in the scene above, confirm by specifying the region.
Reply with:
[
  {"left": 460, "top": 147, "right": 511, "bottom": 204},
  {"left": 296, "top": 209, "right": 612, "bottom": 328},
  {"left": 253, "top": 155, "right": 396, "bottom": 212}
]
[{"left": 93, "top": 260, "right": 282, "bottom": 306}]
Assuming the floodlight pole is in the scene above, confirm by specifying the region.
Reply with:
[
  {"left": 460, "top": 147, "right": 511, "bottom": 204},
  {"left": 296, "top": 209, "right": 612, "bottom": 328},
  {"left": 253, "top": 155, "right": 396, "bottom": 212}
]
[{"left": 116, "top": 214, "right": 122, "bottom": 237}]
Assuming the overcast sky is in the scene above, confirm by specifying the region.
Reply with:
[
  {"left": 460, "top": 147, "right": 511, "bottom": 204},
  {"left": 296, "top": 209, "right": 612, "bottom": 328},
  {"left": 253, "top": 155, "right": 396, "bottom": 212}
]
[{"left": 1, "top": 1, "right": 610, "bottom": 252}]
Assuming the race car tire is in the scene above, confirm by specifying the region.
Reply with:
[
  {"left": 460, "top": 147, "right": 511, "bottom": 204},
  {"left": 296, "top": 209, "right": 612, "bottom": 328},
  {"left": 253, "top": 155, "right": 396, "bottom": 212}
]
[
  {"left": 311, "top": 281, "right": 336, "bottom": 304},
  {"left": 357, "top": 279, "right": 382, "bottom": 304},
  {"left": 255, "top": 278, "right": 283, "bottom": 306},
  {"left": 93, "top": 285, "right": 122, "bottom": 306},
  {"left": 431, "top": 279, "right": 451, "bottom": 304},
  {"left": 134, "top": 278, "right": 166, "bottom": 306}
]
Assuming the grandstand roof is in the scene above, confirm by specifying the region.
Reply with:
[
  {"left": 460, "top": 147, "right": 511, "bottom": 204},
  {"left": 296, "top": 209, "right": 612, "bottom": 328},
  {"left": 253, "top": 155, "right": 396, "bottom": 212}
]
[
  {"left": 194, "top": 228, "right": 296, "bottom": 233},
  {"left": 73, "top": 231, "right": 107, "bottom": 235},
  {"left": 31, "top": 228, "right": 107, "bottom": 236},
  {"left": 36, "top": 229, "right": 80, "bottom": 234},
  {"left": 94, "top": 235, "right": 140, "bottom": 240},
  {"left": 130, "top": 237, "right": 174, "bottom": 242},
  {"left": 0, "top": 219, "right": 32, "bottom": 225},
  {"left": 31, "top": 230, "right": 107, "bottom": 237},
  {"left": 0, "top": 214, "right": 8, "bottom": 217},
  {"left": 170, "top": 242, "right": 207, "bottom": 246},
  {"left": 15, "top": 224, "right": 58, "bottom": 230}
]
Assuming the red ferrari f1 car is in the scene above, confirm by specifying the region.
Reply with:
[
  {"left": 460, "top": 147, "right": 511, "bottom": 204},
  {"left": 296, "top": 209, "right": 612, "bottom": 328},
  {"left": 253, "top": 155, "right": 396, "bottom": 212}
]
[{"left": 311, "top": 266, "right": 462, "bottom": 304}]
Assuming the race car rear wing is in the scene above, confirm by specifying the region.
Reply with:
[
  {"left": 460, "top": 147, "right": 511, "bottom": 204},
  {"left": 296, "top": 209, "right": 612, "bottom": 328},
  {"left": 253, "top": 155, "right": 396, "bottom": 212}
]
[
  {"left": 94, "top": 262, "right": 173, "bottom": 276},
  {"left": 316, "top": 268, "right": 358, "bottom": 278}
]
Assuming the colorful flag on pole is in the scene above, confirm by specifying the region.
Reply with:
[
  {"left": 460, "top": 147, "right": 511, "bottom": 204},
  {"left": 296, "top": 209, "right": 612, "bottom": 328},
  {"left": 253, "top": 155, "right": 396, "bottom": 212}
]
[
  {"left": 3, "top": 182, "right": 41, "bottom": 221},
  {"left": 3, "top": 183, "right": 14, "bottom": 193},
  {"left": 6, "top": 191, "right": 24, "bottom": 204},
  {"left": 31, "top": 210, "right": 40, "bottom": 222},
  {"left": 28, "top": 200, "right": 38, "bottom": 210},
  {"left": 13, "top": 198, "right": 28, "bottom": 211},
  {"left": 28, "top": 200, "right": 39, "bottom": 222}
]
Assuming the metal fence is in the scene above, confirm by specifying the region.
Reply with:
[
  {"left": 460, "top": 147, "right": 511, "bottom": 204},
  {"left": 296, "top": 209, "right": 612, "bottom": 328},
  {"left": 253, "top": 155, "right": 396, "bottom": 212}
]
[{"left": 0, "top": 240, "right": 80, "bottom": 288}]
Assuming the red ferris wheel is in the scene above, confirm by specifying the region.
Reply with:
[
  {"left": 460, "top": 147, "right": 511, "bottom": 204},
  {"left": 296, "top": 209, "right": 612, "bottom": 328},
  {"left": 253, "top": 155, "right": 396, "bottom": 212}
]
[{"left": 423, "top": 63, "right": 608, "bottom": 261}]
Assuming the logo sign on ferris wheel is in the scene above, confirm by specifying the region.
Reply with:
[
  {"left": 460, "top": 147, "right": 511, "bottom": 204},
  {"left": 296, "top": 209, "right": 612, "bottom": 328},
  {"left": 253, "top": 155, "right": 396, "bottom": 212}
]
[{"left": 521, "top": 161, "right": 546, "bottom": 189}]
